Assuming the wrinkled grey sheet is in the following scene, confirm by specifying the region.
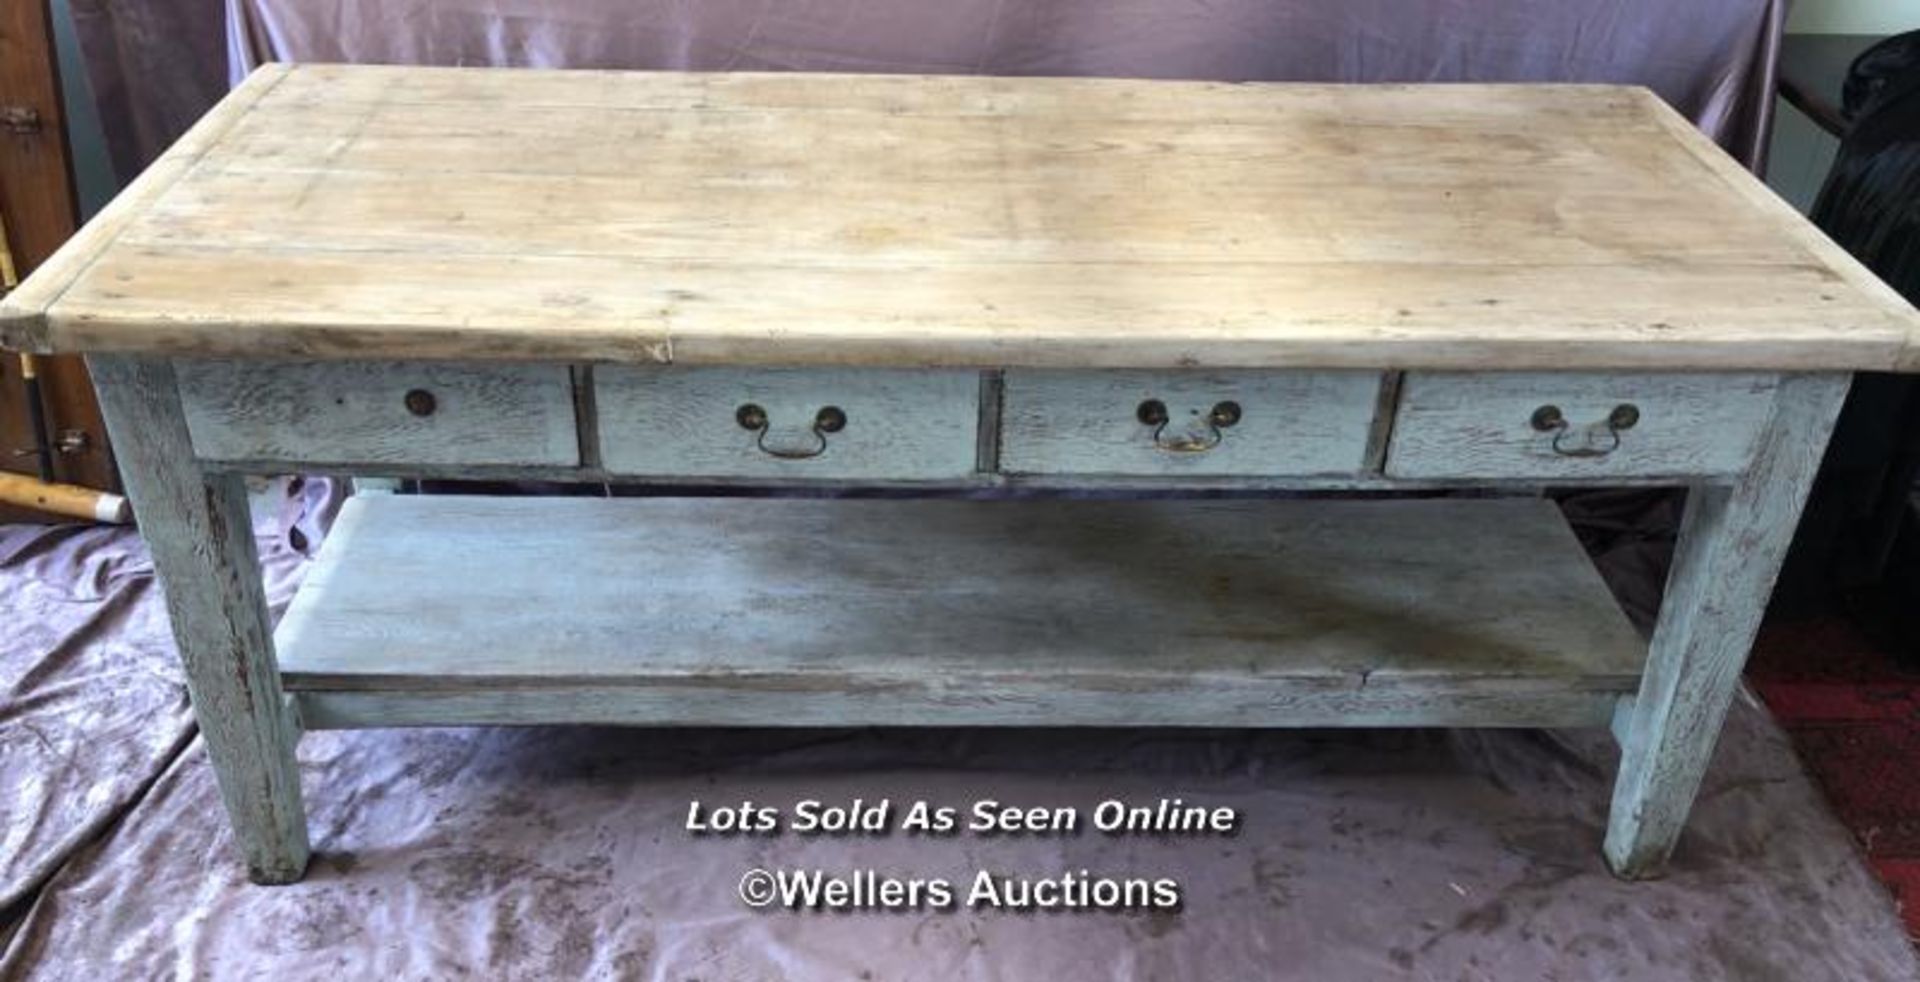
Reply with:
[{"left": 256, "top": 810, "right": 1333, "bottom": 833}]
[
  {"left": 1, "top": 483, "right": 1917, "bottom": 979},
  {"left": 0, "top": 479, "right": 325, "bottom": 957},
  {"left": 64, "top": 0, "right": 1784, "bottom": 180}
]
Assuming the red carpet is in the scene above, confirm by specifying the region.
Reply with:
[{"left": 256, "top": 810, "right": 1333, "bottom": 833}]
[{"left": 1749, "top": 617, "right": 1920, "bottom": 939}]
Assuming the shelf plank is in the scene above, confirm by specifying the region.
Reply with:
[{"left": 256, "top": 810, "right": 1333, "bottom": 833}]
[{"left": 278, "top": 495, "right": 1646, "bottom": 729}]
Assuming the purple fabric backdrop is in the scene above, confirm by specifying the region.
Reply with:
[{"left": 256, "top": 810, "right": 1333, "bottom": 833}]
[{"left": 63, "top": 0, "right": 1786, "bottom": 181}]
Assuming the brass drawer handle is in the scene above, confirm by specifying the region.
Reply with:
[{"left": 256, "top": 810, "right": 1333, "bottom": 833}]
[
  {"left": 1530, "top": 403, "right": 1640, "bottom": 458},
  {"left": 736, "top": 403, "right": 846, "bottom": 459},
  {"left": 1137, "top": 399, "right": 1242, "bottom": 453},
  {"left": 403, "top": 389, "right": 437, "bottom": 417}
]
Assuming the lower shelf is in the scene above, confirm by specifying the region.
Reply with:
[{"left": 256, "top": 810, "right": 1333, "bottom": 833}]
[{"left": 277, "top": 494, "right": 1648, "bottom": 730}]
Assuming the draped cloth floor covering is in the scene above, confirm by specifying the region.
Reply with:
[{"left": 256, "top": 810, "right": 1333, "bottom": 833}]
[
  {"left": 0, "top": 484, "right": 1916, "bottom": 978},
  {"left": 8, "top": 0, "right": 1913, "bottom": 976}
]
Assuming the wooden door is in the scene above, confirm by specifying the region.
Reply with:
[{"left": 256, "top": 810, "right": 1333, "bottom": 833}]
[{"left": 0, "top": 0, "right": 116, "bottom": 496}]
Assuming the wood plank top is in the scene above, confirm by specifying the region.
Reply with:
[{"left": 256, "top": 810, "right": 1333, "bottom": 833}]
[{"left": 4, "top": 63, "right": 1915, "bottom": 370}]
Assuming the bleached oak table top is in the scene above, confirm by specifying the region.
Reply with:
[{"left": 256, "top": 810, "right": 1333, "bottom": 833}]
[{"left": 3, "top": 62, "right": 1914, "bottom": 370}]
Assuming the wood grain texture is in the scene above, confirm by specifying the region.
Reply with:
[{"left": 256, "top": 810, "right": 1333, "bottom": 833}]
[
  {"left": 1636, "top": 91, "right": 1920, "bottom": 371},
  {"left": 4, "top": 65, "right": 1913, "bottom": 370},
  {"left": 0, "top": 64, "right": 288, "bottom": 352},
  {"left": 1387, "top": 372, "right": 1779, "bottom": 479},
  {"left": 595, "top": 366, "right": 978, "bottom": 479},
  {"left": 189, "top": 456, "right": 1719, "bottom": 491},
  {"left": 0, "top": 0, "right": 79, "bottom": 282},
  {"left": 1000, "top": 370, "right": 1381, "bottom": 476},
  {"left": 175, "top": 359, "right": 579, "bottom": 467},
  {"left": 1604, "top": 373, "right": 1850, "bottom": 878},
  {"left": 0, "top": 0, "right": 116, "bottom": 492},
  {"left": 275, "top": 496, "right": 1648, "bottom": 720},
  {"left": 296, "top": 687, "right": 1622, "bottom": 730},
  {"left": 86, "top": 355, "right": 310, "bottom": 884}
]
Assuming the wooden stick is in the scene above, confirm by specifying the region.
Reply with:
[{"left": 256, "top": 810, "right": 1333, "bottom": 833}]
[
  {"left": 0, "top": 207, "right": 17, "bottom": 288},
  {"left": 17, "top": 352, "right": 55, "bottom": 482},
  {"left": 3, "top": 212, "right": 59, "bottom": 482},
  {"left": 0, "top": 470, "right": 131, "bottom": 523}
]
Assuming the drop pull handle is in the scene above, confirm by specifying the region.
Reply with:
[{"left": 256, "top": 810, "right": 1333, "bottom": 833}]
[
  {"left": 1531, "top": 403, "right": 1640, "bottom": 458},
  {"left": 737, "top": 403, "right": 846, "bottom": 459},
  {"left": 1137, "top": 399, "right": 1242, "bottom": 453}
]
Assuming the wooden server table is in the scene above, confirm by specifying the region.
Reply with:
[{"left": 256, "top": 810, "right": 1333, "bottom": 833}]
[{"left": 5, "top": 64, "right": 1918, "bottom": 885}]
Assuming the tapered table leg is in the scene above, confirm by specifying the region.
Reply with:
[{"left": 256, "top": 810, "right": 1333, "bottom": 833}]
[
  {"left": 89, "top": 356, "right": 310, "bottom": 884},
  {"left": 1605, "top": 372, "right": 1850, "bottom": 878}
]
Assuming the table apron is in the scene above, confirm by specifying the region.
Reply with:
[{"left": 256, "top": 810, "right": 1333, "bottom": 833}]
[{"left": 170, "top": 361, "right": 1789, "bottom": 485}]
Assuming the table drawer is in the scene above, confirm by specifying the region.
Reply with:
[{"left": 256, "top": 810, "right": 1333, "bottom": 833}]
[
  {"left": 596, "top": 367, "right": 980, "bottom": 479},
  {"left": 999, "top": 370, "right": 1383, "bottom": 476},
  {"left": 1386, "top": 372, "right": 1779, "bottom": 480},
  {"left": 176, "top": 360, "right": 580, "bottom": 466}
]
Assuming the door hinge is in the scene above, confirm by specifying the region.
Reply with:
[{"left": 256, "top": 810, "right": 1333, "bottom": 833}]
[{"left": 0, "top": 106, "right": 43, "bottom": 135}]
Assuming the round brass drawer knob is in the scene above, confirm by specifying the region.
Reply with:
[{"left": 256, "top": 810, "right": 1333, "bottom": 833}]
[{"left": 403, "top": 389, "right": 437, "bottom": 417}]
